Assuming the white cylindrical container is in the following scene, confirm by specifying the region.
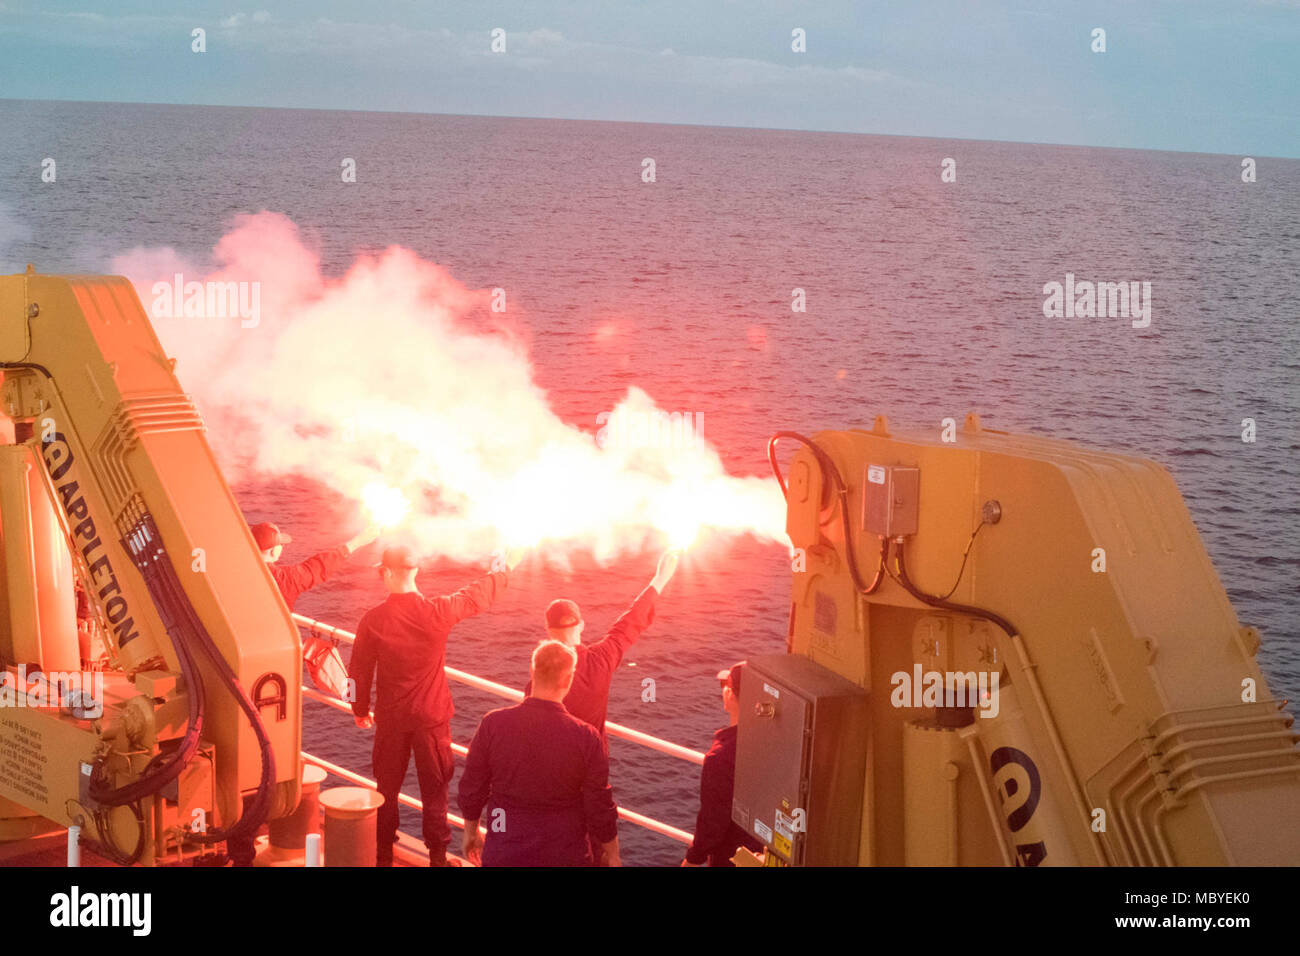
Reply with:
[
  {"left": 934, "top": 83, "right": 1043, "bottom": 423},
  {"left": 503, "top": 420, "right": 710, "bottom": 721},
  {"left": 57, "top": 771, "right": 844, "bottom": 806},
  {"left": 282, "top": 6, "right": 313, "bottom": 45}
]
[
  {"left": 305, "top": 832, "right": 322, "bottom": 867},
  {"left": 67, "top": 825, "right": 81, "bottom": 867}
]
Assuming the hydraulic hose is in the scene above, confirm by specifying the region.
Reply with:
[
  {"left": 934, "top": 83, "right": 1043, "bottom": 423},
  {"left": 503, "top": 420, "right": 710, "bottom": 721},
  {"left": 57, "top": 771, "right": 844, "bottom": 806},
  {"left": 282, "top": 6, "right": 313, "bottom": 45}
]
[
  {"left": 892, "top": 537, "right": 1018, "bottom": 638},
  {"left": 768, "top": 431, "right": 885, "bottom": 595},
  {"left": 94, "top": 801, "right": 148, "bottom": 866},
  {"left": 111, "top": 513, "right": 278, "bottom": 847},
  {"left": 88, "top": 520, "right": 206, "bottom": 806}
]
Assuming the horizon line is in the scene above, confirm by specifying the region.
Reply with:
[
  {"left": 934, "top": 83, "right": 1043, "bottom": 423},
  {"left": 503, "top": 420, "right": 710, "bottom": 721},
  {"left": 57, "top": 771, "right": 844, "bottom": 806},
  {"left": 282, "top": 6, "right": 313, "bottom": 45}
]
[{"left": 3, "top": 96, "right": 1295, "bottom": 164}]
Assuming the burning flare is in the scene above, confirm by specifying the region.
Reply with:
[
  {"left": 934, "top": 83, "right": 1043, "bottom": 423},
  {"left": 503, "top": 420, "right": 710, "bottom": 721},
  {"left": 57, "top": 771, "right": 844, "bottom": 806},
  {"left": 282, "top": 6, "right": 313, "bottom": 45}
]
[{"left": 361, "top": 482, "right": 411, "bottom": 529}]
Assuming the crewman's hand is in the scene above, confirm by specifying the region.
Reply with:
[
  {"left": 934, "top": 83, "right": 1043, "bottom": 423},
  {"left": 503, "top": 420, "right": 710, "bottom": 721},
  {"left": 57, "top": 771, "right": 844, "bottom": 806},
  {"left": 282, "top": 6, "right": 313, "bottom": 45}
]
[
  {"left": 680, "top": 858, "right": 701, "bottom": 867},
  {"left": 463, "top": 826, "right": 484, "bottom": 866},
  {"left": 346, "top": 523, "right": 382, "bottom": 555},
  {"left": 601, "top": 838, "right": 622, "bottom": 867},
  {"left": 354, "top": 714, "right": 374, "bottom": 730},
  {"left": 650, "top": 549, "right": 681, "bottom": 593}
]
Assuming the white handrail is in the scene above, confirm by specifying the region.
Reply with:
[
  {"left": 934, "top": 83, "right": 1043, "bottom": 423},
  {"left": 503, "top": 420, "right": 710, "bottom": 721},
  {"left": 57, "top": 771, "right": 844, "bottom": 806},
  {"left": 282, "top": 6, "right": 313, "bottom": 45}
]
[
  {"left": 300, "top": 745, "right": 694, "bottom": 846},
  {"left": 293, "top": 612, "right": 706, "bottom": 765}
]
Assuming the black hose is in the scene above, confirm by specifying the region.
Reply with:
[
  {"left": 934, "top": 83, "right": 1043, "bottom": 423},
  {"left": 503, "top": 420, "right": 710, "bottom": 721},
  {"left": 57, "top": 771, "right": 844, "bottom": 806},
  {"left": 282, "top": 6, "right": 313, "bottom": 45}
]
[
  {"left": 94, "top": 801, "right": 148, "bottom": 866},
  {"left": 934, "top": 520, "right": 986, "bottom": 601},
  {"left": 768, "top": 431, "right": 885, "bottom": 595},
  {"left": 893, "top": 537, "right": 1019, "bottom": 639},
  {"left": 112, "top": 513, "right": 278, "bottom": 846},
  {"left": 87, "top": 551, "right": 206, "bottom": 806},
  {"left": 767, "top": 421, "right": 1017, "bottom": 643}
]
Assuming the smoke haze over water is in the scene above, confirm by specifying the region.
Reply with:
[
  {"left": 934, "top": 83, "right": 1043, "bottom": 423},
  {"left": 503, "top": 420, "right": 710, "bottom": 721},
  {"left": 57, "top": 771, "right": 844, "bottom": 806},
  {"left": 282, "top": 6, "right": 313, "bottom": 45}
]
[{"left": 112, "top": 212, "right": 788, "bottom": 565}]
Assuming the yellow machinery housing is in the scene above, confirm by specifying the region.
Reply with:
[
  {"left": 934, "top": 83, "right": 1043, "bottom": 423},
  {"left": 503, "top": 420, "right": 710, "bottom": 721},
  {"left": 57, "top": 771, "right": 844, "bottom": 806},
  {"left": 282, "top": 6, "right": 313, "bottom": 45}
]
[
  {"left": 742, "top": 415, "right": 1300, "bottom": 866},
  {"left": 0, "top": 270, "right": 301, "bottom": 864},
  {"left": 1, "top": 268, "right": 1296, "bottom": 867}
]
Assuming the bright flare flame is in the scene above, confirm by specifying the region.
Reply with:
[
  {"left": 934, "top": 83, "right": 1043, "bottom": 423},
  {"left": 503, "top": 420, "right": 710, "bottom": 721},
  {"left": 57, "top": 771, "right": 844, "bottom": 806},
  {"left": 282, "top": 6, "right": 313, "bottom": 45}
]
[
  {"left": 651, "top": 482, "right": 708, "bottom": 550},
  {"left": 362, "top": 482, "right": 411, "bottom": 528},
  {"left": 663, "top": 519, "right": 701, "bottom": 550}
]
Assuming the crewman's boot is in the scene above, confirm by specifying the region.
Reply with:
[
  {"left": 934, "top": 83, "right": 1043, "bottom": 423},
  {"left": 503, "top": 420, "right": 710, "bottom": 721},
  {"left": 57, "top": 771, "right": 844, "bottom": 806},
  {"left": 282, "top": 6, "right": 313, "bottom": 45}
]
[
  {"left": 428, "top": 844, "right": 461, "bottom": 867},
  {"left": 377, "top": 836, "right": 395, "bottom": 866}
]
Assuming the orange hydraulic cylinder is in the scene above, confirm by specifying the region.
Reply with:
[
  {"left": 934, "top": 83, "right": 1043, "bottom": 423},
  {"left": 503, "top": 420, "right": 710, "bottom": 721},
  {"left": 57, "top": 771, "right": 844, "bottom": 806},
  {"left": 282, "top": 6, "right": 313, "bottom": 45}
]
[
  {"left": 28, "top": 445, "right": 78, "bottom": 673},
  {"left": 0, "top": 445, "right": 78, "bottom": 672},
  {"left": 0, "top": 446, "right": 40, "bottom": 666}
]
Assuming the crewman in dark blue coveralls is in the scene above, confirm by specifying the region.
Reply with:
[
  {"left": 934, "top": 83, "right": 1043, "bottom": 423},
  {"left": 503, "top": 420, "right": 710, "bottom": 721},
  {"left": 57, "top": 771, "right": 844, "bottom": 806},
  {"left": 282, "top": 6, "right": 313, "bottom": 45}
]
[
  {"left": 350, "top": 544, "right": 523, "bottom": 866},
  {"left": 681, "top": 662, "right": 765, "bottom": 867},
  {"left": 459, "top": 641, "right": 620, "bottom": 867},
  {"left": 521, "top": 549, "right": 680, "bottom": 864}
]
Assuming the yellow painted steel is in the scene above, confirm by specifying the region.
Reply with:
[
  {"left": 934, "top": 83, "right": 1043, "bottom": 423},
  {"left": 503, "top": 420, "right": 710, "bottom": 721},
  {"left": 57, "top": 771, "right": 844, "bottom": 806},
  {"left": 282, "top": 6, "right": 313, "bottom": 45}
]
[
  {"left": 784, "top": 414, "right": 1300, "bottom": 866},
  {"left": 1, "top": 268, "right": 1295, "bottom": 868},
  {"left": 0, "top": 270, "right": 302, "bottom": 861}
]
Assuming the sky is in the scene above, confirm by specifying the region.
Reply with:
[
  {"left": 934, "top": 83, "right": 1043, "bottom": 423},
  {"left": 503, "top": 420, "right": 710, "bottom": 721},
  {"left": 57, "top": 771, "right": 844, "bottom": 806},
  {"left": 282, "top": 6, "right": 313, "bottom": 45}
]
[{"left": 0, "top": 0, "right": 1297, "bottom": 157}]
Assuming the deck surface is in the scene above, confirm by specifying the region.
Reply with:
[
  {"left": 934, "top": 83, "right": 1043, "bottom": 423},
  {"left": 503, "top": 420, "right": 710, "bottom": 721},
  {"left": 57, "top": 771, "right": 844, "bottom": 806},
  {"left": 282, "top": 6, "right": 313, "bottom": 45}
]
[{"left": 0, "top": 828, "right": 469, "bottom": 867}]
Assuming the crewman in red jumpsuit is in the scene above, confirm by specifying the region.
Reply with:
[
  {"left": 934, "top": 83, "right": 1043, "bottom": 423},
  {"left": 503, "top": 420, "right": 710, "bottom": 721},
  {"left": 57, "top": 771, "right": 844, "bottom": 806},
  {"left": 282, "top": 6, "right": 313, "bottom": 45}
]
[
  {"left": 350, "top": 544, "right": 523, "bottom": 866},
  {"left": 253, "top": 518, "right": 380, "bottom": 697},
  {"left": 681, "top": 662, "right": 765, "bottom": 866},
  {"left": 227, "top": 520, "right": 378, "bottom": 866},
  {"left": 523, "top": 549, "right": 680, "bottom": 745},
  {"left": 459, "top": 640, "right": 620, "bottom": 867},
  {"left": 252, "top": 520, "right": 379, "bottom": 610}
]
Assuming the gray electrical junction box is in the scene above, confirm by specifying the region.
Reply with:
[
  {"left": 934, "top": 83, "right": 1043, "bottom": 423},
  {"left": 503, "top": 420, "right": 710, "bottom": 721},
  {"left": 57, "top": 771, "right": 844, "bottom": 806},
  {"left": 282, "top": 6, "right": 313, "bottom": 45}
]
[
  {"left": 862, "top": 463, "right": 920, "bottom": 537},
  {"left": 732, "top": 654, "right": 869, "bottom": 866}
]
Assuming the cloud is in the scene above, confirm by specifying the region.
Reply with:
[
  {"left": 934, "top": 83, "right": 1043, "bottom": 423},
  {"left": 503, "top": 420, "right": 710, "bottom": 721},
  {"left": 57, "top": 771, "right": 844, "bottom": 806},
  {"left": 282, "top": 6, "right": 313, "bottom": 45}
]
[
  {"left": 519, "top": 27, "right": 565, "bottom": 48},
  {"left": 0, "top": 9, "right": 910, "bottom": 93},
  {"left": 221, "top": 10, "right": 272, "bottom": 30}
]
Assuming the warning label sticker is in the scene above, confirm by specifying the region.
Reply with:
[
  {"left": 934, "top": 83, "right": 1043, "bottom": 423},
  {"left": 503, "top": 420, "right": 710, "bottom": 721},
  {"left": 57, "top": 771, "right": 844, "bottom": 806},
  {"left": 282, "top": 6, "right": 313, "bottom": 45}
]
[
  {"left": 0, "top": 716, "right": 49, "bottom": 806},
  {"left": 774, "top": 808, "right": 796, "bottom": 839}
]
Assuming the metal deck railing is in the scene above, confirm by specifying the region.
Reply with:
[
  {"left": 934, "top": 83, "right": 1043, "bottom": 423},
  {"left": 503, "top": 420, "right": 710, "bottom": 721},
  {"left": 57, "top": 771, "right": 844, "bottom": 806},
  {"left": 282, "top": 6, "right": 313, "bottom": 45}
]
[{"left": 293, "top": 613, "right": 701, "bottom": 849}]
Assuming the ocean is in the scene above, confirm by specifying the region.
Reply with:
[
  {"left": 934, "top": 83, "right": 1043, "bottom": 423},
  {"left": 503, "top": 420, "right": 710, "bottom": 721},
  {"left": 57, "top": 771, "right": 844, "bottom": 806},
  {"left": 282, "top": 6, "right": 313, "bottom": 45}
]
[{"left": 2, "top": 99, "right": 1297, "bottom": 866}]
